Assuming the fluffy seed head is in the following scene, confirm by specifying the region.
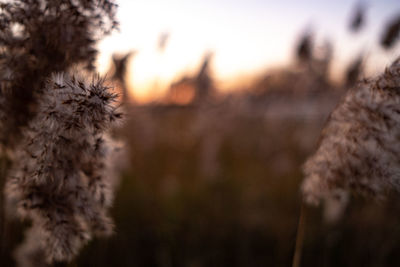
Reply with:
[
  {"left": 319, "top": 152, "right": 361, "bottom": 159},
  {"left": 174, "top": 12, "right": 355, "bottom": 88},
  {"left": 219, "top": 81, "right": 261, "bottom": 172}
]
[
  {"left": 302, "top": 57, "right": 400, "bottom": 206},
  {"left": 5, "top": 71, "right": 122, "bottom": 263}
]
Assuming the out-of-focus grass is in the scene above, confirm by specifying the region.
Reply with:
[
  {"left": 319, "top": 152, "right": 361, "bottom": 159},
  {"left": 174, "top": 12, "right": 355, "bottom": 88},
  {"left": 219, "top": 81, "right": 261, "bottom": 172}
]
[
  {"left": 4, "top": 68, "right": 400, "bottom": 267},
  {"left": 76, "top": 87, "right": 332, "bottom": 267}
]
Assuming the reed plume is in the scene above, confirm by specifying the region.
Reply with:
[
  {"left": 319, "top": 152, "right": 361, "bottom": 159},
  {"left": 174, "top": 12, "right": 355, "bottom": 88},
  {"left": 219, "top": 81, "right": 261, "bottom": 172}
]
[
  {"left": 349, "top": 2, "right": 366, "bottom": 33},
  {"left": 0, "top": 0, "right": 118, "bottom": 147},
  {"left": 345, "top": 54, "right": 364, "bottom": 87},
  {"left": 302, "top": 57, "right": 400, "bottom": 208},
  {"left": 0, "top": 1, "right": 123, "bottom": 265},
  {"left": 381, "top": 14, "right": 400, "bottom": 50},
  {"left": 5, "top": 72, "right": 122, "bottom": 264},
  {"left": 296, "top": 30, "right": 313, "bottom": 64},
  {"left": 111, "top": 51, "right": 134, "bottom": 104}
]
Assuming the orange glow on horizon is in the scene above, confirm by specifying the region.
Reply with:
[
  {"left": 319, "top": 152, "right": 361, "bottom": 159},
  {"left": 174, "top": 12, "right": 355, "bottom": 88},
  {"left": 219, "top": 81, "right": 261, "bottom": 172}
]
[{"left": 96, "top": 0, "right": 400, "bottom": 103}]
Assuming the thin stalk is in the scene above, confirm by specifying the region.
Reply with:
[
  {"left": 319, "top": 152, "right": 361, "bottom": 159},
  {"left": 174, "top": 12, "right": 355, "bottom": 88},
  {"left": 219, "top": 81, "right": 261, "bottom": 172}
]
[
  {"left": 292, "top": 201, "right": 307, "bottom": 267},
  {"left": 0, "top": 156, "right": 8, "bottom": 259}
]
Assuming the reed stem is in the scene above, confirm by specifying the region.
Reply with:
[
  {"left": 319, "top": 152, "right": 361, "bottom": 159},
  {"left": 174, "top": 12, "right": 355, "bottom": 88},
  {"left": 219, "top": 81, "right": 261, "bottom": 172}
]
[{"left": 292, "top": 201, "right": 307, "bottom": 267}]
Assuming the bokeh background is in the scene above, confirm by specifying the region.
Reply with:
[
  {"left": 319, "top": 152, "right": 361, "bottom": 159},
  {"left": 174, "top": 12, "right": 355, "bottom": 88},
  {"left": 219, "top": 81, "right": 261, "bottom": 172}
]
[{"left": 3, "top": 0, "right": 400, "bottom": 266}]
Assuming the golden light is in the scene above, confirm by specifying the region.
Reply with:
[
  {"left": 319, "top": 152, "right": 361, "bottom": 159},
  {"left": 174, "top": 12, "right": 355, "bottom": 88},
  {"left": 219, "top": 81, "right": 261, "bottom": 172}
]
[{"left": 95, "top": 0, "right": 400, "bottom": 103}]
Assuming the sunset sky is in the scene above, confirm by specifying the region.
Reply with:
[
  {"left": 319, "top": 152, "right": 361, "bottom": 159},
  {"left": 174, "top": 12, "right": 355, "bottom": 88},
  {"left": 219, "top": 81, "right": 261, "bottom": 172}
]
[{"left": 97, "top": 0, "right": 400, "bottom": 102}]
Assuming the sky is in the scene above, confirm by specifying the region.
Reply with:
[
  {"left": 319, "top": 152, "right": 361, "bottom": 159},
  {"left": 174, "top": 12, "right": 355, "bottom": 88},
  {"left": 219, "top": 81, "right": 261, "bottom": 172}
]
[{"left": 96, "top": 0, "right": 400, "bottom": 102}]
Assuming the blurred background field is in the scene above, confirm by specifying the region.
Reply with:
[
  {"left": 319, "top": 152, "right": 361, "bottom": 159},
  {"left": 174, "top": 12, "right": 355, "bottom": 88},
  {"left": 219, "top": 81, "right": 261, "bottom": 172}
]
[{"left": 3, "top": 0, "right": 400, "bottom": 266}]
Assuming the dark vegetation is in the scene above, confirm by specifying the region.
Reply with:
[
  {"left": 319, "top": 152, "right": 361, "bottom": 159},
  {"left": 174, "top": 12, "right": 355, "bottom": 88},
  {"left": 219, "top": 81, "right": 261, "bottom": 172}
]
[{"left": 1, "top": 1, "right": 400, "bottom": 266}]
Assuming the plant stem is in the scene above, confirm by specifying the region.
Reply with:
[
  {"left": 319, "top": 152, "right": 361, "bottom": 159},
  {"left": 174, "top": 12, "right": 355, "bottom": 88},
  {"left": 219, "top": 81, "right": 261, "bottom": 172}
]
[
  {"left": 0, "top": 156, "right": 8, "bottom": 259},
  {"left": 292, "top": 201, "right": 307, "bottom": 267}
]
